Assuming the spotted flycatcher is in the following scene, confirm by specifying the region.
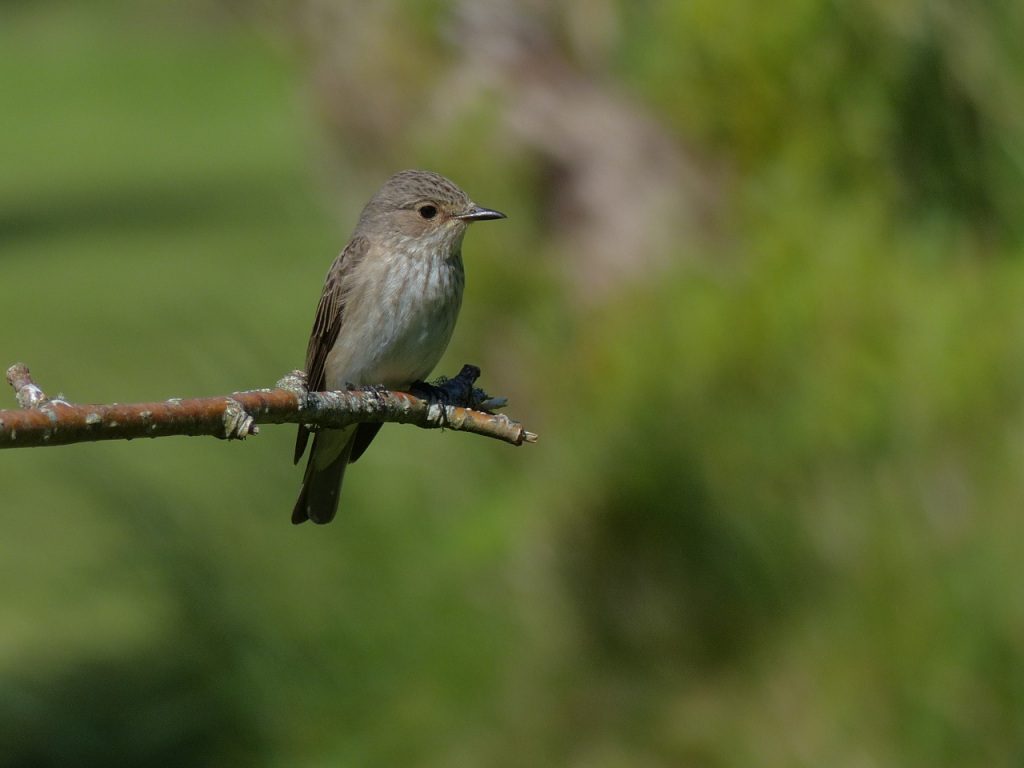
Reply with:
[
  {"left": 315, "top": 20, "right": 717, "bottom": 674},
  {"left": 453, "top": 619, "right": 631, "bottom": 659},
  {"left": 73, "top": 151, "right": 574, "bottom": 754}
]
[{"left": 292, "top": 170, "right": 505, "bottom": 524}]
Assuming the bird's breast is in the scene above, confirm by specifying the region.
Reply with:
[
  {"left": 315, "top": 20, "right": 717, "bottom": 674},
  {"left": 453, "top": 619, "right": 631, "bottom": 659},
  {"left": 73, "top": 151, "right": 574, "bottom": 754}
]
[{"left": 325, "top": 245, "right": 465, "bottom": 390}]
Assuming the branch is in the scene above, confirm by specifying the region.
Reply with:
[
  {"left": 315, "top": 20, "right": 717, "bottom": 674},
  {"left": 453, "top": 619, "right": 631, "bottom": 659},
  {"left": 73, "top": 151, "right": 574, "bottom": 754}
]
[{"left": 1, "top": 363, "right": 537, "bottom": 450}]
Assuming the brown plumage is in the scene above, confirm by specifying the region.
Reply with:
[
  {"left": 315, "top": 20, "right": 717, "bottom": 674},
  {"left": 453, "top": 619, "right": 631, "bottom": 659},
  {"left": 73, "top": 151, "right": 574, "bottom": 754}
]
[{"left": 292, "top": 170, "right": 505, "bottom": 524}]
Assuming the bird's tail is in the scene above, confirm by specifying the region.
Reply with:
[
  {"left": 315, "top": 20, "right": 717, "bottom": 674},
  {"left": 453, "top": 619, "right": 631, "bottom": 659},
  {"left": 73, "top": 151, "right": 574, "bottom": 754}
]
[{"left": 291, "top": 427, "right": 355, "bottom": 525}]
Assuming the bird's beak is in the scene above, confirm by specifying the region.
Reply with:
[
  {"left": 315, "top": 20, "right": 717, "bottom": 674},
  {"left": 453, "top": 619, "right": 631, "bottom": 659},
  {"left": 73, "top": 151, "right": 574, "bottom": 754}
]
[{"left": 455, "top": 205, "right": 506, "bottom": 222}]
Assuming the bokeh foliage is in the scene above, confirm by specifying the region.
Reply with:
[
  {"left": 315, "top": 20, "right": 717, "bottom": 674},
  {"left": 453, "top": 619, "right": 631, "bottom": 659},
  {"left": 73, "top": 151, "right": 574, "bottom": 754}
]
[{"left": 1, "top": 0, "right": 1023, "bottom": 765}]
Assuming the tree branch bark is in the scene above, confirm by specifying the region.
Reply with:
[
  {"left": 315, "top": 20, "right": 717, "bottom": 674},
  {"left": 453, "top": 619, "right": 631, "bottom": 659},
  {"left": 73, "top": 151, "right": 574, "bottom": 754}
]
[{"left": 1, "top": 363, "right": 537, "bottom": 450}]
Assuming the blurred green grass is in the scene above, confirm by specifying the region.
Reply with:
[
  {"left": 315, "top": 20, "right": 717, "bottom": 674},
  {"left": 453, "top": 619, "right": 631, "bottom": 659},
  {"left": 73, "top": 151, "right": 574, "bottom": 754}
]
[{"left": 2, "top": 1, "right": 1024, "bottom": 766}]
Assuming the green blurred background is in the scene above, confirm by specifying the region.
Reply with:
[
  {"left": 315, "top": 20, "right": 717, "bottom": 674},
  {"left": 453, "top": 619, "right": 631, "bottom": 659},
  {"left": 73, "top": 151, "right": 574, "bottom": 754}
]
[{"left": 2, "top": 0, "right": 1023, "bottom": 765}]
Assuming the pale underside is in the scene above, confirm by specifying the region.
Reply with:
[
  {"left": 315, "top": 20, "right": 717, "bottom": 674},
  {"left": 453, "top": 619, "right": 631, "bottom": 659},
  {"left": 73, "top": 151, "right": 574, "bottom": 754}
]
[{"left": 324, "top": 231, "right": 466, "bottom": 392}]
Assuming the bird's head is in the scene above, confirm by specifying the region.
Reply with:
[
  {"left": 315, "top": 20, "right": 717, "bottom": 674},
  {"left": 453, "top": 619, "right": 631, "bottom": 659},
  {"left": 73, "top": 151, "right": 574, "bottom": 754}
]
[{"left": 358, "top": 169, "right": 505, "bottom": 252}]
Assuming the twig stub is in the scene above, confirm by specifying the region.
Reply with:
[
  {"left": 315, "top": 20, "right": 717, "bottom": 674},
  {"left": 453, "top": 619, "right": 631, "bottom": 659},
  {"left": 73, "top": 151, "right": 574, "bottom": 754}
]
[{"left": 6, "top": 363, "right": 49, "bottom": 410}]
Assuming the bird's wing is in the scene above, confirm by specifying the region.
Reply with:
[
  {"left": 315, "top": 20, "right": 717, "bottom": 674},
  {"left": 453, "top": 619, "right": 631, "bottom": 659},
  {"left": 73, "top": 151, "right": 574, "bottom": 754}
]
[{"left": 293, "top": 235, "right": 370, "bottom": 464}]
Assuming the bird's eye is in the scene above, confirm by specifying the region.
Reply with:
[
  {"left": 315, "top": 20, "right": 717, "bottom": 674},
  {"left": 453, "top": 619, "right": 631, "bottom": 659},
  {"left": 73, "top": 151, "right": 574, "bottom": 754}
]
[{"left": 418, "top": 204, "right": 438, "bottom": 220}]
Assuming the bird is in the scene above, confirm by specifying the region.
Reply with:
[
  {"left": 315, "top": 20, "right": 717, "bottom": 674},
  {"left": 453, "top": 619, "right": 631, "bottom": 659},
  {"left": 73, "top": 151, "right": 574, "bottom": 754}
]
[{"left": 292, "top": 170, "right": 505, "bottom": 524}]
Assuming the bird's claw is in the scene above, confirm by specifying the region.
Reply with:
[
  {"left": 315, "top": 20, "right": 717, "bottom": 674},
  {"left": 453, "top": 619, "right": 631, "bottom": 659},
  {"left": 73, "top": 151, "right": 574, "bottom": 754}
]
[{"left": 410, "top": 379, "right": 451, "bottom": 404}]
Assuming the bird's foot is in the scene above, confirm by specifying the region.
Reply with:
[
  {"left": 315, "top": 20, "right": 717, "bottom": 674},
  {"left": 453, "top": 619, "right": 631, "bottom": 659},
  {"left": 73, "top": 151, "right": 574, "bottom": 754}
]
[
  {"left": 360, "top": 383, "right": 391, "bottom": 406},
  {"left": 410, "top": 365, "right": 507, "bottom": 413},
  {"left": 410, "top": 379, "right": 452, "bottom": 404}
]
